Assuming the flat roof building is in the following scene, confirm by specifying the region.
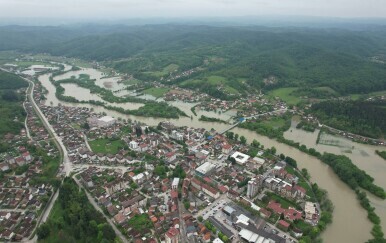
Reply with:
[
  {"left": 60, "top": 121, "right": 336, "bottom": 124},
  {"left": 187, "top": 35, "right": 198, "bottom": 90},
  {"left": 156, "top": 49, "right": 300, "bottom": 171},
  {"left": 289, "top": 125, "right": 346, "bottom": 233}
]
[
  {"left": 195, "top": 162, "right": 216, "bottom": 177},
  {"left": 231, "top": 151, "right": 250, "bottom": 165}
]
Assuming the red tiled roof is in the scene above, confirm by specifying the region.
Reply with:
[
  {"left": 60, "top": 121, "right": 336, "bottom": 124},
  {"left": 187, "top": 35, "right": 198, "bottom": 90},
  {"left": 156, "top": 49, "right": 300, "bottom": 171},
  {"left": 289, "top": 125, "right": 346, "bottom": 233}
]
[{"left": 278, "top": 220, "right": 290, "bottom": 229}]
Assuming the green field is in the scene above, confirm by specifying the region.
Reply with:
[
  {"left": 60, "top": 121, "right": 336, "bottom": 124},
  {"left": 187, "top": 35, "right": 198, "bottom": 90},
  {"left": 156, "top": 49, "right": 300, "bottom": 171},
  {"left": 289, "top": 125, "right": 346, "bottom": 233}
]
[
  {"left": 181, "top": 75, "right": 240, "bottom": 95},
  {"left": 122, "top": 78, "right": 140, "bottom": 85},
  {"left": 146, "top": 64, "right": 179, "bottom": 77},
  {"left": 261, "top": 117, "right": 287, "bottom": 130},
  {"left": 10, "top": 61, "right": 53, "bottom": 68},
  {"left": 88, "top": 138, "right": 125, "bottom": 154},
  {"left": 143, "top": 87, "right": 170, "bottom": 98},
  {"left": 349, "top": 90, "right": 386, "bottom": 101},
  {"left": 268, "top": 87, "right": 302, "bottom": 105}
]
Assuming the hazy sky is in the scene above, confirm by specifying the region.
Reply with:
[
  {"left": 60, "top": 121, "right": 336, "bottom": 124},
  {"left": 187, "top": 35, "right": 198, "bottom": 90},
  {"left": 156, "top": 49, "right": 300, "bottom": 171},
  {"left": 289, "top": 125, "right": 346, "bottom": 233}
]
[{"left": 0, "top": 0, "right": 385, "bottom": 19}]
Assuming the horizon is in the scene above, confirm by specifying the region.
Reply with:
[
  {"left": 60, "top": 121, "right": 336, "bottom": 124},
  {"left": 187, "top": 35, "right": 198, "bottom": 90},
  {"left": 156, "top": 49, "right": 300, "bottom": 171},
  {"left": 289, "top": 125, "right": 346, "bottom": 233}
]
[{"left": 1, "top": 15, "right": 386, "bottom": 28}]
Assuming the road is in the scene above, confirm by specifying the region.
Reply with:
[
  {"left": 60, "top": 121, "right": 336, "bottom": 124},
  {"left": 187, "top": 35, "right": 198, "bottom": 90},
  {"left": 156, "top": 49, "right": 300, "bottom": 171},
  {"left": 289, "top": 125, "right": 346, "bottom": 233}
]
[
  {"left": 83, "top": 133, "right": 92, "bottom": 151},
  {"left": 23, "top": 82, "right": 32, "bottom": 140},
  {"left": 19, "top": 74, "right": 70, "bottom": 242},
  {"left": 73, "top": 176, "right": 129, "bottom": 243},
  {"left": 23, "top": 76, "right": 72, "bottom": 176},
  {"left": 177, "top": 200, "right": 189, "bottom": 243}
]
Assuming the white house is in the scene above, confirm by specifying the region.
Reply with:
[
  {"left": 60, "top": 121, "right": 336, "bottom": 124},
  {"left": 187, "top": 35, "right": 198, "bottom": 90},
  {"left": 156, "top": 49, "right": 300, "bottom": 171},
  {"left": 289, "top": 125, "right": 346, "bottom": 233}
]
[{"left": 129, "top": 141, "right": 139, "bottom": 150}]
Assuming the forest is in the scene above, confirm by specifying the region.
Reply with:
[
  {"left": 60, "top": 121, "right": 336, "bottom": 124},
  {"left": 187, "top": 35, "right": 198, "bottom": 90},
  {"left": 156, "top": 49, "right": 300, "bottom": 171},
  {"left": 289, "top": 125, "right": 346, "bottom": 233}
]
[
  {"left": 0, "top": 70, "right": 28, "bottom": 89},
  {"left": 37, "top": 178, "right": 117, "bottom": 243},
  {"left": 0, "top": 70, "right": 28, "bottom": 137},
  {"left": 1, "top": 25, "right": 386, "bottom": 97},
  {"left": 311, "top": 100, "right": 386, "bottom": 138}
]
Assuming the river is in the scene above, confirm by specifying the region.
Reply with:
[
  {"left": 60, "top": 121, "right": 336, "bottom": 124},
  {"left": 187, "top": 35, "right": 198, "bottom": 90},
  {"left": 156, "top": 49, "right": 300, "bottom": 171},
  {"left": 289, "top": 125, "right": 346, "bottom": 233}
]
[
  {"left": 37, "top": 67, "right": 376, "bottom": 243},
  {"left": 284, "top": 118, "right": 386, "bottom": 235}
]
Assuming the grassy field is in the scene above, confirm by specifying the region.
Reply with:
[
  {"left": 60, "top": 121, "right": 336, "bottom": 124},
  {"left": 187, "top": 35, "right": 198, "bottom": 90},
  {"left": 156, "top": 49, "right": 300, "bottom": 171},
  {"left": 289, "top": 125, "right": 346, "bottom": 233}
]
[
  {"left": 143, "top": 87, "right": 170, "bottom": 98},
  {"left": 122, "top": 78, "right": 140, "bottom": 85},
  {"left": 261, "top": 117, "right": 287, "bottom": 130},
  {"left": 88, "top": 138, "right": 125, "bottom": 154},
  {"left": 147, "top": 64, "right": 179, "bottom": 77},
  {"left": 268, "top": 87, "right": 302, "bottom": 105},
  {"left": 10, "top": 61, "right": 53, "bottom": 68},
  {"left": 349, "top": 90, "right": 386, "bottom": 101},
  {"left": 181, "top": 75, "right": 240, "bottom": 95}
]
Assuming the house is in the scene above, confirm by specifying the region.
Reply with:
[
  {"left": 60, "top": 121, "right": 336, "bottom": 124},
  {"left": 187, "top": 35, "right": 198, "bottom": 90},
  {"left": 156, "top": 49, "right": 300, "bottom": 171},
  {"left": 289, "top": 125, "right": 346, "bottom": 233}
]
[
  {"left": 129, "top": 141, "right": 139, "bottom": 150},
  {"left": 201, "top": 183, "right": 220, "bottom": 199},
  {"left": 78, "top": 149, "right": 88, "bottom": 159},
  {"left": 139, "top": 143, "right": 149, "bottom": 152},
  {"left": 165, "top": 227, "right": 180, "bottom": 243},
  {"left": 104, "top": 179, "right": 125, "bottom": 195},
  {"left": 116, "top": 154, "right": 125, "bottom": 163},
  {"left": 222, "top": 144, "right": 232, "bottom": 154},
  {"left": 171, "top": 178, "right": 180, "bottom": 190},
  {"left": 15, "top": 157, "right": 25, "bottom": 166},
  {"left": 304, "top": 202, "right": 318, "bottom": 220},
  {"left": 278, "top": 220, "right": 290, "bottom": 231},
  {"left": 22, "top": 152, "right": 32, "bottom": 162},
  {"left": 1, "top": 229, "right": 14, "bottom": 241},
  {"left": 97, "top": 153, "right": 106, "bottom": 162},
  {"left": 106, "top": 154, "right": 115, "bottom": 163},
  {"left": 113, "top": 212, "right": 127, "bottom": 225},
  {"left": 131, "top": 172, "right": 150, "bottom": 185},
  {"left": 166, "top": 152, "right": 176, "bottom": 163},
  {"left": 0, "top": 163, "right": 10, "bottom": 172},
  {"left": 88, "top": 151, "right": 96, "bottom": 160}
]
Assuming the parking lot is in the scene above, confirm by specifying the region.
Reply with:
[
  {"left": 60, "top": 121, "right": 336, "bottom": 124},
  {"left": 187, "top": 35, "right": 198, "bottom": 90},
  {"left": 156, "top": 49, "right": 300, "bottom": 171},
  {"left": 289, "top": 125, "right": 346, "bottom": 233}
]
[
  {"left": 263, "top": 222, "right": 298, "bottom": 243},
  {"left": 199, "top": 196, "right": 229, "bottom": 220}
]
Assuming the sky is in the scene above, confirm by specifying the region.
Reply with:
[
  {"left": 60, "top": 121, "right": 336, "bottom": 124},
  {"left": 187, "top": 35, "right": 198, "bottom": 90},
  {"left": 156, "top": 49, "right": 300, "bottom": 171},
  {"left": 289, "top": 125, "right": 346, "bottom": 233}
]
[{"left": 0, "top": 0, "right": 385, "bottom": 19}]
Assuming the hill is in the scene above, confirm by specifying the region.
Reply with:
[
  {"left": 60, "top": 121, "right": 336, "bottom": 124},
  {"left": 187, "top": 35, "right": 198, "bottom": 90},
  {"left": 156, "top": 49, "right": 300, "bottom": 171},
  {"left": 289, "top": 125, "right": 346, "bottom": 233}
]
[{"left": 1, "top": 25, "right": 386, "bottom": 98}]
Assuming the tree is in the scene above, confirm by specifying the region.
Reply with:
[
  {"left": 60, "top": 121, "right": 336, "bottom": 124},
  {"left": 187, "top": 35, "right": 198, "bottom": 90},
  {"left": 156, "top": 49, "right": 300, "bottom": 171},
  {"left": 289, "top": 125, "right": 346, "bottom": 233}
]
[
  {"left": 81, "top": 122, "right": 90, "bottom": 130},
  {"left": 251, "top": 139, "right": 260, "bottom": 148},
  {"left": 2, "top": 91, "right": 18, "bottom": 101},
  {"left": 234, "top": 134, "right": 239, "bottom": 141},
  {"left": 184, "top": 201, "right": 190, "bottom": 210},
  {"left": 270, "top": 146, "right": 276, "bottom": 155},
  {"left": 225, "top": 131, "right": 234, "bottom": 140},
  {"left": 37, "top": 223, "right": 50, "bottom": 239},
  {"left": 240, "top": 135, "right": 247, "bottom": 144},
  {"left": 198, "top": 216, "right": 203, "bottom": 222}
]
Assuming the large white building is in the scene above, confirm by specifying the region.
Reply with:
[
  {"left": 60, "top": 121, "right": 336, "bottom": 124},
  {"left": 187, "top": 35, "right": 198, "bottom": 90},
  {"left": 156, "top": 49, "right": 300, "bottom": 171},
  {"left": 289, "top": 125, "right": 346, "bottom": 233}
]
[
  {"left": 172, "top": 177, "right": 180, "bottom": 190},
  {"left": 195, "top": 162, "right": 216, "bottom": 177},
  {"left": 231, "top": 151, "right": 250, "bottom": 165}
]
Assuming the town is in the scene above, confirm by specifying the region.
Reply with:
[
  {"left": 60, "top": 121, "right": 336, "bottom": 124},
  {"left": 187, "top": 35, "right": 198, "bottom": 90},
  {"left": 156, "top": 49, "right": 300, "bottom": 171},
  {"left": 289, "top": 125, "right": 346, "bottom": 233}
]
[{"left": 1, "top": 71, "right": 323, "bottom": 242}]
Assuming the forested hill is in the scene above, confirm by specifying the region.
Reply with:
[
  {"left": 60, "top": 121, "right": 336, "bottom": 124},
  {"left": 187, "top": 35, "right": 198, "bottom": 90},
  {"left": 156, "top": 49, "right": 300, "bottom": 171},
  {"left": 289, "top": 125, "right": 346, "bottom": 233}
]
[
  {"left": 0, "top": 70, "right": 28, "bottom": 89},
  {"left": 311, "top": 100, "right": 386, "bottom": 139},
  {"left": 1, "top": 24, "right": 386, "bottom": 95}
]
